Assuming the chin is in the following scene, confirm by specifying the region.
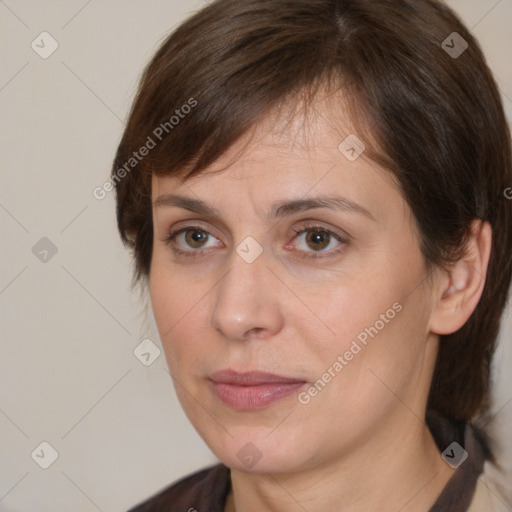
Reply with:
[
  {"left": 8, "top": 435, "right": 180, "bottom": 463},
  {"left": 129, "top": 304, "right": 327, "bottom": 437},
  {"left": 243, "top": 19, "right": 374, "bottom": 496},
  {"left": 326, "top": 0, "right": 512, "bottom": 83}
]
[
  {"left": 222, "top": 450, "right": 305, "bottom": 474},
  {"left": 203, "top": 428, "right": 313, "bottom": 474}
]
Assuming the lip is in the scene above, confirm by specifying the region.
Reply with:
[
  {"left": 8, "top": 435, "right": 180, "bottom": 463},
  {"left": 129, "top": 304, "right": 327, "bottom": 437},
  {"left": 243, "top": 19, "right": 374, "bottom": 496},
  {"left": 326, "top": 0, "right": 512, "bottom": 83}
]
[{"left": 209, "top": 370, "right": 307, "bottom": 410}]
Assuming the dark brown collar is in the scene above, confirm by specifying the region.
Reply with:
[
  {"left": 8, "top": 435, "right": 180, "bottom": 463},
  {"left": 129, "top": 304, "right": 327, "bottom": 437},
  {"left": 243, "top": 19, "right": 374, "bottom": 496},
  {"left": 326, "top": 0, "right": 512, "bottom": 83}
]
[{"left": 427, "top": 412, "right": 487, "bottom": 511}]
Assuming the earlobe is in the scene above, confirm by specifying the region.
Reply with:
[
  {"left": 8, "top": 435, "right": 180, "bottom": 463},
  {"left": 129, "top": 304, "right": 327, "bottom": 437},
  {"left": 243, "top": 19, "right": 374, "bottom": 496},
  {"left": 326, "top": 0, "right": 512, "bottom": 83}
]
[{"left": 430, "top": 220, "right": 492, "bottom": 336}]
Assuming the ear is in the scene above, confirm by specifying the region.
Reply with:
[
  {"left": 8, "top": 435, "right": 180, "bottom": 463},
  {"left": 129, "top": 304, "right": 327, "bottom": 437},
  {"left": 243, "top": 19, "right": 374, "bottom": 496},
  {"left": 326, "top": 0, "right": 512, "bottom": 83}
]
[{"left": 429, "top": 220, "right": 492, "bottom": 336}]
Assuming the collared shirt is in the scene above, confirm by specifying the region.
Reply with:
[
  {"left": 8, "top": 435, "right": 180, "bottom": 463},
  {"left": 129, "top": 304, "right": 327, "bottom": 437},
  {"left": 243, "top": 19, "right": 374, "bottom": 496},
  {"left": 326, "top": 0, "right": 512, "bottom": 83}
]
[{"left": 128, "top": 413, "right": 493, "bottom": 512}]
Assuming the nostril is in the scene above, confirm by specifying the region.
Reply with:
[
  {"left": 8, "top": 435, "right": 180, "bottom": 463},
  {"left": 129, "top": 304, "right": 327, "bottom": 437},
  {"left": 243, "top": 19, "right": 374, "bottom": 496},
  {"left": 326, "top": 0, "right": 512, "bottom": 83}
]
[{"left": 243, "top": 327, "right": 267, "bottom": 339}]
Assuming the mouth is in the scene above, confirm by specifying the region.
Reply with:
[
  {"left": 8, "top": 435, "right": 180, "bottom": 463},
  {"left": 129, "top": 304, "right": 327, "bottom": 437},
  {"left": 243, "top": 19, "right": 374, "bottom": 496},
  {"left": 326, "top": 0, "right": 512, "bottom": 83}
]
[{"left": 209, "top": 369, "right": 308, "bottom": 410}]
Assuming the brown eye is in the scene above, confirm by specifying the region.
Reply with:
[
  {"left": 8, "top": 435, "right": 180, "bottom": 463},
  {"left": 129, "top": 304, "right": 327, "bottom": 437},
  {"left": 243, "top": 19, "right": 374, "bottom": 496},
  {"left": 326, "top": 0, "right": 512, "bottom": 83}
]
[
  {"left": 291, "top": 225, "right": 346, "bottom": 259},
  {"left": 184, "top": 229, "right": 209, "bottom": 248},
  {"left": 162, "top": 224, "right": 221, "bottom": 258},
  {"left": 304, "top": 229, "right": 331, "bottom": 251}
]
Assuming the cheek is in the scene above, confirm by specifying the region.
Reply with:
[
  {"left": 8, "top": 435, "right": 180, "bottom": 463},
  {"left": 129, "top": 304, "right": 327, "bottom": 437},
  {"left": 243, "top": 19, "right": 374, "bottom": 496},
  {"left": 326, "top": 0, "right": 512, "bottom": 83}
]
[
  {"left": 309, "top": 252, "right": 430, "bottom": 386},
  {"left": 149, "top": 261, "right": 216, "bottom": 377},
  {"left": 312, "top": 277, "right": 432, "bottom": 408},
  {"left": 306, "top": 276, "right": 401, "bottom": 355},
  {"left": 308, "top": 239, "right": 423, "bottom": 357}
]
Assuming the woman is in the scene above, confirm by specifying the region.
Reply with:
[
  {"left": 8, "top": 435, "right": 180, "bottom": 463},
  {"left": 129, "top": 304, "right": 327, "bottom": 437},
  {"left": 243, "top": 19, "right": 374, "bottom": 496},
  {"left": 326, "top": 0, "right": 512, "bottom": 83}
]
[{"left": 112, "top": 0, "right": 512, "bottom": 510}]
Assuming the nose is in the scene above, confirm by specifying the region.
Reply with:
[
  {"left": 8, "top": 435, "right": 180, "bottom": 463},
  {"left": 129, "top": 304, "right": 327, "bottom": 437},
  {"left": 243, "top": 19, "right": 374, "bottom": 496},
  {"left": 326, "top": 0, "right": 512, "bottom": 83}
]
[{"left": 210, "top": 250, "right": 285, "bottom": 341}]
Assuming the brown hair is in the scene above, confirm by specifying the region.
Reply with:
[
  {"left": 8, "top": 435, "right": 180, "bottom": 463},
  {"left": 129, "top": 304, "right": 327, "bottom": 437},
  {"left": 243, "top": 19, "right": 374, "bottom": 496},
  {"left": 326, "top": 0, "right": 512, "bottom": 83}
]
[{"left": 113, "top": 0, "right": 512, "bottom": 423}]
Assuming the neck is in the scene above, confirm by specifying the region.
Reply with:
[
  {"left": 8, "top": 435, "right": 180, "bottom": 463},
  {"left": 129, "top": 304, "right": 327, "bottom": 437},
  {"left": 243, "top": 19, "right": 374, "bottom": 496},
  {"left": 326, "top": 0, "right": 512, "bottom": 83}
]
[{"left": 225, "top": 414, "right": 455, "bottom": 512}]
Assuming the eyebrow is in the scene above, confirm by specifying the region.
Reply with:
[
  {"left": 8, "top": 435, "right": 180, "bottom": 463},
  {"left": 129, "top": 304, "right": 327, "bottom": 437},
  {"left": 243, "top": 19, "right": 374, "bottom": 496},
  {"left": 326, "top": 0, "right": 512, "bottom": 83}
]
[{"left": 153, "top": 193, "right": 377, "bottom": 222}]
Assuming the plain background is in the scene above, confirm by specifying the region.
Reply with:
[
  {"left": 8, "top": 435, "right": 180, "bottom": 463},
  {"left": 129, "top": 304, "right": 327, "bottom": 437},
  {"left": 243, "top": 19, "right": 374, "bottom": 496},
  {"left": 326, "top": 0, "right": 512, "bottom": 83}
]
[{"left": 0, "top": 1, "right": 511, "bottom": 511}]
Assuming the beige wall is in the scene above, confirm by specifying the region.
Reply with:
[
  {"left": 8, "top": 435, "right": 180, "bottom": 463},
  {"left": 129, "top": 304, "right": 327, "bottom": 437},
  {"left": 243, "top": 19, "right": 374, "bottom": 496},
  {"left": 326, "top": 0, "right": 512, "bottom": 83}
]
[{"left": 1, "top": 1, "right": 511, "bottom": 510}]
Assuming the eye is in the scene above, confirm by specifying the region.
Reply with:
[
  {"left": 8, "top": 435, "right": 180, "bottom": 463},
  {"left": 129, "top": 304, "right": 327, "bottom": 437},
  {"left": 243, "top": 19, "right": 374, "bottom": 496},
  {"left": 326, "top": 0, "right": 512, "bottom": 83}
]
[
  {"left": 161, "top": 223, "right": 347, "bottom": 260},
  {"left": 289, "top": 225, "right": 346, "bottom": 259},
  {"left": 162, "top": 225, "right": 222, "bottom": 257}
]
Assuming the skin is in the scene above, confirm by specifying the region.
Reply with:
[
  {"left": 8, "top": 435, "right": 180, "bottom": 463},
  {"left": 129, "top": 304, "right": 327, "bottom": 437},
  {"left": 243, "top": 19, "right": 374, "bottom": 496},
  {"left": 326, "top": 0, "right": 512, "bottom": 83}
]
[{"left": 149, "top": 101, "right": 492, "bottom": 512}]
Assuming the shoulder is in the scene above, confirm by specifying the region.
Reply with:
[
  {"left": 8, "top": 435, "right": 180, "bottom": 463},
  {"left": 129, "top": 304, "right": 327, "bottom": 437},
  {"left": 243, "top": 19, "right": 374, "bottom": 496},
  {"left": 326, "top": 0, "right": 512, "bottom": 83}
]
[
  {"left": 128, "top": 463, "right": 231, "bottom": 512},
  {"left": 426, "top": 411, "right": 512, "bottom": 511},
  {"left": 467, "top": 460, "right": 512, "bottom": 512}
]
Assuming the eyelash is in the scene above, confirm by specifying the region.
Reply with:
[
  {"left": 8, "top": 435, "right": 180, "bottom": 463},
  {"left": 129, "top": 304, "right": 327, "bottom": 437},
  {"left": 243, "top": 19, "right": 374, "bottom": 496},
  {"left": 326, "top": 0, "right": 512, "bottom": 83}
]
[{"left": 161, "top": 222, "right": 348, "bottom": 260}]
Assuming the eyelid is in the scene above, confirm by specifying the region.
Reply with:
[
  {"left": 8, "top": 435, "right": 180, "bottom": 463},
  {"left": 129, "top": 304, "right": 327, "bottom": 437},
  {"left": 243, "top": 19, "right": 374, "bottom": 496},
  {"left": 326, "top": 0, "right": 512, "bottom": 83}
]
[{"left": 291, "top": 220, "right": 350, "bottom": 242}]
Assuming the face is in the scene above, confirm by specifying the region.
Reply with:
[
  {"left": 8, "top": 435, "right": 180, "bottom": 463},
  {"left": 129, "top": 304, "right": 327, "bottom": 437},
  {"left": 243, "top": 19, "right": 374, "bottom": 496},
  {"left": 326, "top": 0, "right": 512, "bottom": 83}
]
[{"left": 149, "top": 104, "right": 440, "bottom": 474}]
